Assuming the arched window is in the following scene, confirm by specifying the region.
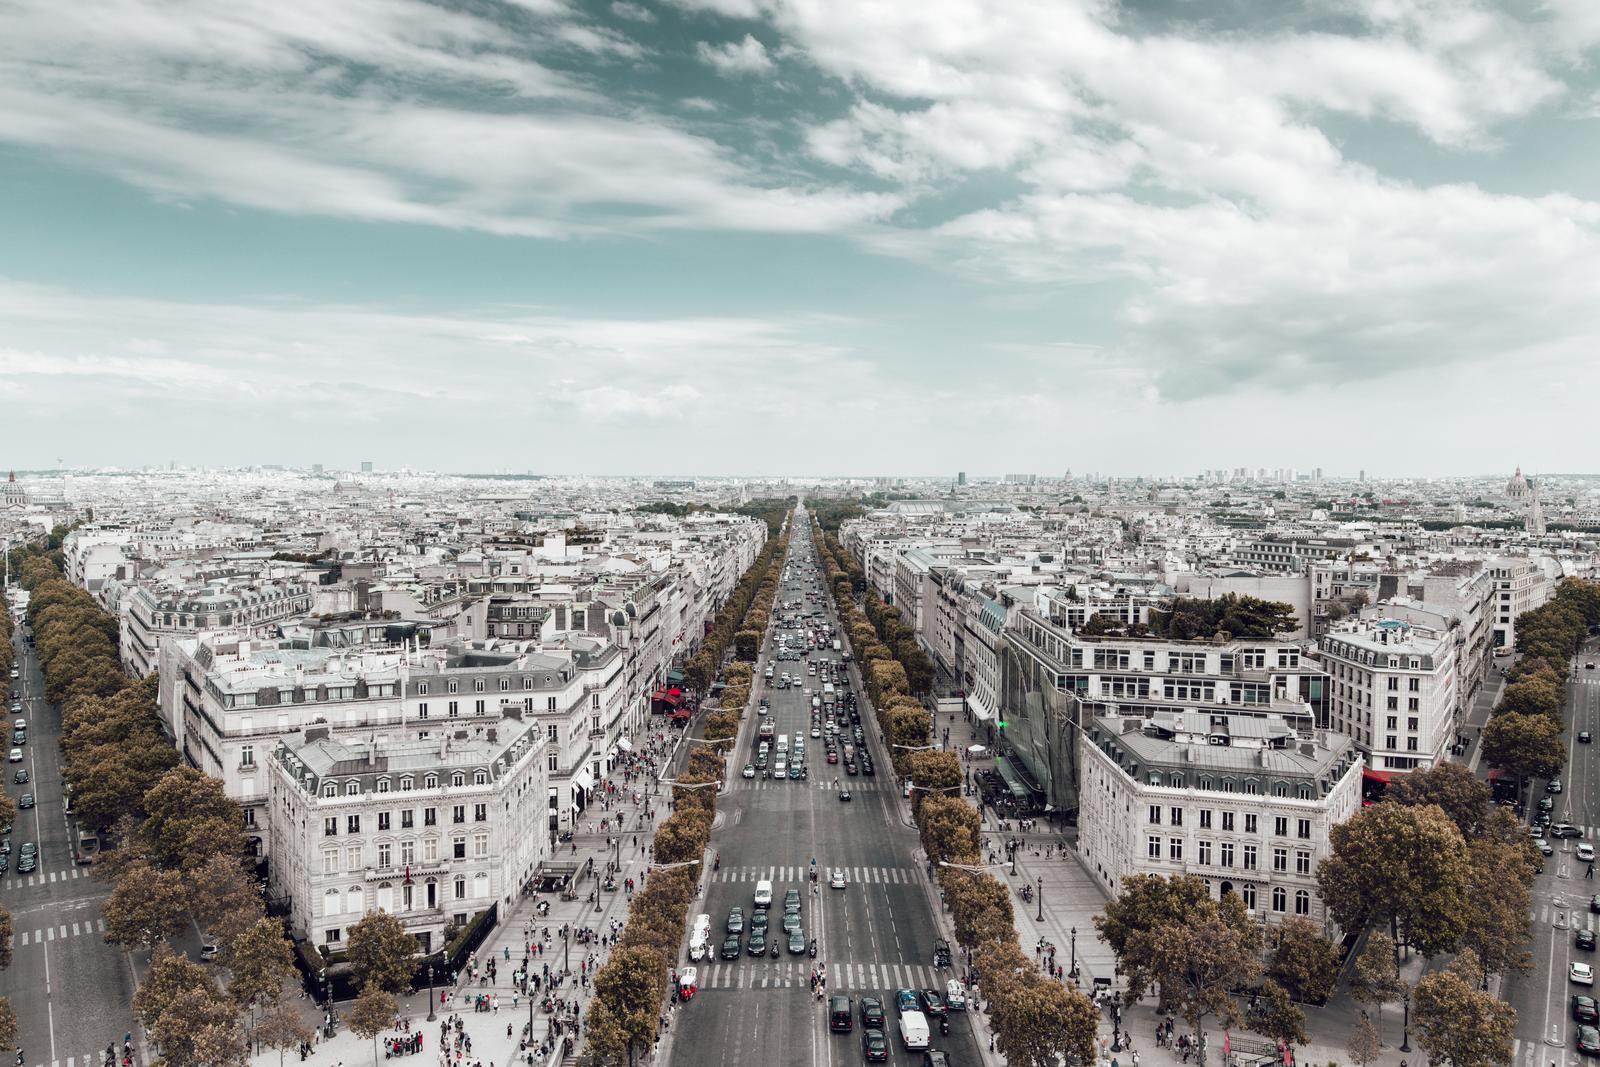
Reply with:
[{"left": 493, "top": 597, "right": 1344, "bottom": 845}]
[
  {"left": 499, "top": 678, "right": 510, "bottom": 691},
  {"left": 1271, "top": 887, "right": 1287, "bottom": 912},
  {"left": 1169, "top": 774, "right": 1184, "bottom": 789},
  {"left": 345, "top": 886, "right": 364, "bottom": 916},
  {"left": 1294, "top": 890, "right": 1311, "bottom": 916},
  {"left": 1222, "top": 778, "right": 1236, "bottom": 793},
  {"left": 345, "top": 781, "right": 360, "bottom": 796},
  {"left": 377, "top": 777, "right": 391, "bottom": 793},
  {"left": 322, "top": 782, "right": 338, "bottom": 798},
  {"left": 451, "top": 772, "right": 466, "bottom": 788},
  {"left": 1298, "top": 785, "right": 1314, "bottom": 801},
  {"left": 1199, "top": 776, "right": 1213, "bottom": 791},
  {"left": 1273, "top": 782, "right": 1288, "bottom": 798},
  {"left": 400, "top": 776, "right": 414, "bottom": 792},
  {"left": 1243, "top": 778, "right": 1260, "bottom": 796},
  {"left": 324, "top": 888, "right": 341, "bottom": 917},
  {"left": 474, "top": 770, "right": 488, "bottom": 786},
  {"left": 424, "top": 774, "right": 439, "bottom": 789},
  {"left": 472, "top": 872, "right": 489, "bottom": 899}
]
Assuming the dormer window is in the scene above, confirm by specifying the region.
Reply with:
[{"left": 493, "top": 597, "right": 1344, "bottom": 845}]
[
  {"left": 474, "top": 770, "right": 488, "bottom": 785},
  {"left": 523, "top": 677, "right": 533, "bottom": 690},
  {"left": 418, "top": 683, "right": 429, "bottom": 696},
  {"left": 499, "top": 679, "right": 510, "bottom": 691},
  {"left": 474, "top": 680, "right": 485, "bottom": 693},
  {"left": 424, "top": 774, "right": 439, "bottom": 789},
  {"left": 451, "top": 772, "right": 466, "bottom": 788},
  {"left": 448, "top": 682, "right": 458, "bottom": 694},
  {"left": 345, "top": 781, "right": 360, "bottom": 796},
  {"left": 400, "top": 776, "right": 414, "bottom": 792},
  {"left": 323, "top": 783, "right": 337, "bottom": 798},
  {"left": 377, "top": 777, "right": 391, "bottom": 793}
]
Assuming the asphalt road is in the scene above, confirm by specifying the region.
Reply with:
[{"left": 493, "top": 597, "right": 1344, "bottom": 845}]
[
  {"left": 0, "top": 606, "right": 137, "bottom": 1067},
  {"left": 671, "top": 507, "right": 982, "bottom": 1067},
  {"left": 1506, "top": 639, "right": 1600, "bottom": 1067}
]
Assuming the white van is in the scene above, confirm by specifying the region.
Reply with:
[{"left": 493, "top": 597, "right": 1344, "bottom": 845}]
[
  {"left": 689, "top": 913, "right": 712, "bottom": 961},
  {"left": 774, "top": 757, "right": 787, "bottom": 776},
  {"left": 754, "top": 879, "right": 773, "bottom": 909},
  {"left": 776, "top": 734, "right": 789, "bottom": 754},
  {"left": 898, "top": 1010, "right": 930, "bottom": 1050}
]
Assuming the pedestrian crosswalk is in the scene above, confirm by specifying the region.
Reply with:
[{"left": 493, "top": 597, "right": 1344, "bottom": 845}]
[
  {"left": 2, "top": 867, "right": 90, "bottom": 889},
  {"left": 13, "top": 918, "right": 105, "bottom": 947},
  {"left": 44, "top": 1048, "right": 138, "bottom": 1067},
  {"left": 710, "top": 865, "right": 922, "bottom": 885},
  {"left": 692, "top": 960, "right": 947, "bottom": 991},
  {"left": 728, "top": 778, "right": 884, "bottom": 792}
]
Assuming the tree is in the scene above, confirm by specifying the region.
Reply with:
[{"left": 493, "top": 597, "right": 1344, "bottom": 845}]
[
  {"left": 1383, "top": 761, "right": 1493, "bottom": 840},
  {"left": 1482, "top": 712, "right": 1566, "bottom": 786},
  {"left": 152, "top": 985, "right": 246, "bottom": 1067},
  {"left": 733, "top": 630, "right": 760, "bottom": 661},
  {"left": 139, "top": 766, "right": 241, "bottom": 867},
  {"left": 943, "top": 870, "right": 1015, "bottom": 951},
  {"left": 103, "top": 861, "right": 190, "bottom": 948},
  {"left": 1318, "top": 803, "right": 1470, "bottom": 960},
  {"left": 0, "top": 1000, "right": 17, "bottom": 1056},
  {"left": 1348, "top": 934, "right": 1404, "bottom": 1042},
  {"left": 1247, "top": 979, "right": 1306, "bottom": 1048},
  {"left": 1125, "top": 908, "right": 1261, "bottom": 1037},
  {"left": 1345, "top": 1015, "right": 1381, "bottom": 1067},
  {"left": 1495, "top": 678, "right": 1563, "bottom": 720},
  {"left": 1459, "top": 837, "right": 1534, "bottom": 984},
  {"left": 346, "top": 911, "right": 417, "bottom": 995},
  {"left": 1411, "top": 951, "right": 1515, "bottom": 1067},
  {"left": 919, "top": 794, "right": 981, "bottom": 866},
  {"left": 229, "top": 918, "right": 297, "bottom": 1027},
  {"left": 588, "top": 945, "right": 664, "bottom": 1067},
  {"left": 134, "top": 944, "right": 216, "bottom": 1030},
  {"left": 1094, "top": 874, "right": 1215, "bottom": 995},
  {"left": 1267, "top": 917, "right": 1340, "bottom": 1005},
  {"left": 256, "top": 999, "right": 315, "bottom": 1067},
  {"left": 990, "top": 978, "right": 1098, "bottom": 1067},
  {"left": 348, "top": 982, "right": 398, "bottom": 1067}
]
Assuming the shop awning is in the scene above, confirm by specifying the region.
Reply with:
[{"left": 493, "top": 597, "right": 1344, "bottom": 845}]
[
  {"left": 573, "top": 767, "right": 595, "bottom": 793},
  {"left": 966, "top": 693, "right": 994, "bottom": 722},
  {"left": 616, "top": 736, "right": 633, "bottom": 753},
  {"left": 1362, "top": 768, "right": 1395, "bottom": 784},
  {"left": 993, "top": 756, "right": 1034, "bottom": 801}
]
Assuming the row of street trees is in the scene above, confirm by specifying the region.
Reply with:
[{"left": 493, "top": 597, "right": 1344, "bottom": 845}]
[
  {"left": 809, "top": 523, "right": 1098, "bottom": 1066},
  {"left": 683, "top": 528, "right": 787, "bottom": 694},
  {"left": 585, "top": 519, "right": 790, "bottom": 1066}
]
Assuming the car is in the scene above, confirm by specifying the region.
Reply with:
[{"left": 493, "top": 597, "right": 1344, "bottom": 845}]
[
  {"left": 748, "top": 932, "right": 767, "bottom": 956},
  {"left": 1541, "top": 840, "right": 1556, "bottom": 857},
  {"left": 839, "top": 789, "right": 852, "bottom": 802},
  {"left": 860, "top": 997, "right": 885, "bottom": 1030},
  {"left": 1576, "top": 962, "right": 1596, "bottom": 986},
  {"left": 785, "top": 889, "right": 802, "bottom": 908},
  {"left": 861, "top": 1030, "right": 888, "bottom": 1063},
  {"left": 1590, "top": 663, "right": 1598, "bottom": 670},
  {"left": 783, "top": 913, "right": 803, "bottom": 935},
  {"left": 1574, "top": 994, "right": 1600, "bottom": 1025},
  {"left": 10, "top": 720, "right": 21, "bottom": 732},
  {"left": 1542, "top": 797, "right": 1556, "bottom": 812},
  {"left": 6, "top": 749, "right": 19, "bottom": 764},
  {"left": 845, "top": 761, "right": 858, "bottom": 777},
  {"left": 788, "top": 931, "right": 806, "bottom": 955},
  {"left": 921, "top": 1053, "right": 951, "bottom": 1067},
  {"left": 12, "top": 769, "right": 26, "bottom": 785},
  {"left": 861, "top": 760, "right": 876, "bottom": 777},
  {"left": 1579, "top": 1025, "right": 1600, "bottom": 1057},
  {"left": 789, "top": 764, "right": 804, "bottom": 780},
  {"left": 1551, "top": 779, "right": 1565, "bottom": 794},
  {"left": 829, "top": 995, "right": 854, "bottom": 1033},
  {"left": 16, "top": 794, "right": 31, "bottom": 810},
  {"left": 1582, "top": 845, "right": 1596, "bottom": 863},
  {"left": 1538, "top": 811, "right": 1554, "bottom": 827},
  {"left": 755, "top": 754, "right": 768, "bottom": 769},
  {"left": 1556, "top": 825, "right": 1586, "bottom": 839},
  {"left": 743, "top": 764, "right": 755, "bottom": 778},
  {"left": 830, "top": 868, "right": 847, "bottom": 889},
  {"left": 811, "top": 727, "right": 821, "bottom": 738},
  {"left": 945, "top": 979, "right": 966, "bottom": 1011},
  {"left": 720, "top": 937, "right": 742, "bottom": 960},
  {"left": 1585, "top": 732, "right": 1595, "bottom": 744},
  {"left": 918, "top": 989, "right": 947, "bottom": 1018},
  {"left": 1581, "top": 930, "right": 1597, "bottom": 951},
  {"left": 1592, "top": 894, "right": 1600, "bottom": 914},
  {"left": 727, "top": 908, "right": 744, "bottom": 934},
  {"left": 750, "top": 912, "right": 768, "bottom": 934},
  {"left": 827, "top": 752, "right": 839, "bottom": 764},
  {"left": 895, "top": 989, "right": 920, "bottom": 1015},
  {"left": 17, "top": 843, "right": 36, "bottom": 873}
]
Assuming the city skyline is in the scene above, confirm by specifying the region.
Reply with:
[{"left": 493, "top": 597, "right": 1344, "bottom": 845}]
[{"left": 3, "top": 0, "right": 1599, "bottom": 472}]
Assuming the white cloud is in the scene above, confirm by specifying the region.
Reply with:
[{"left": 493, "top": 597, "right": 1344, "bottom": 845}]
[
  {"left": 609, "top": 1, "right": 656, "bottom": 22},
  {"left": 697, "top": 34, "right": 774, "bottom": 74}
]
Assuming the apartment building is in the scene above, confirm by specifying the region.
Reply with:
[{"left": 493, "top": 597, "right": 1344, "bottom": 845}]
[
  {"left": 1317, "top": 617, "right": 1455, "bottom": 771},
  {"left": 1489, "top": 557, "right": 1551, "bottom": 650},
  {"left": 266, "top": 721, "right": 547, "bottom": 952},
  {"left": 1077, "top": 710, "right": 1362, "bottom": 928},
  {"left": 1233, "top": 536, "right": 1360, "bottom": 574},
  {"left": 124, "top": 576, "right": 314, "bottom": 677}
]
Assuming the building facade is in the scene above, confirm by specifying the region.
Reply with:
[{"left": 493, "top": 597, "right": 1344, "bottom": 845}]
[{"left": 1316, "top": 617, "right": 1455, "bottom": 771}]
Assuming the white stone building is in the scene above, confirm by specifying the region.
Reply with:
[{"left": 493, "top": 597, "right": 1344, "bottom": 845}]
[{"left": 1316, "top": 617, "right": 1455, "bottom": 771}]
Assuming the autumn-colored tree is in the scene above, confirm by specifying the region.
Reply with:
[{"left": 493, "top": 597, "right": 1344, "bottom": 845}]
[
  {"left": 1482, "top": 712, "right": 1566, "bottom": 790},
  {"left": 1348, "top": 933, "right": 1404, "bottom": 1042},
  {"left": 135, "top": 943, "right": 218, "bottom": 1031},
  {"left": 919, "top": 794, "right": 981, "bottom": 866},
  {"left": 1460, "top": 836, "right": 1534, "bottom": 984},
  {"left": 348, "top": 982, "right": 399, "bottom": 1067},
  {"left": 1267, "top": 917, "right": 1340, "bottom": 1005},
  {"left": 990, "top": 976, "right": 1099, "bottom": 1067},
  {"left": 1411, "top": 950, "right": 1515, "bottom": 1067},
  {"left": 152, "top": 986, "right": 246, "bottom": 1067},
  {"left": 1318, "top": 802, "right": 1470, "bottom": 960},
  {"left": 1094, "top": 874, "right": 1216, "bottom": 996},
  {"left": 1494, "top": 677, "right": 1564, "bottom": 720},
  {"left": 588, "top": 944, "right": 665, "bottom": 1067},
  {"left": 346, "top": 911, "right": 417, "bottom": 995},
  {"left": 140, "top": 766, "right": 243, "bottom": 868},
  {"left": 103, "top": 861, "right": 190, "bottom": 948},
  {"left": 1247, "top": 979, "right": 1307, "bottom": 1048},
  {"left": 1125, "top": 901, "right": 1261, "bottom": 1037},
  {"left": 1345, "top": 1015, "right": 1381, "bottom": 1067},
  {"left": 943, "top": 870, "right": 1015, "bottom": 951},
  {"left": 1383, "top": 761, "right": 1493, "bottom": 840},
  {"left": 229, "top": 917, "right": 297, "bottom": 1030},
  {"left": 256, "top": 999, "right": 315, "bottom": 1067}
]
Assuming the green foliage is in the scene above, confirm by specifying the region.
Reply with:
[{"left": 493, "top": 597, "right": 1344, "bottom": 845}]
[{"left": 1148, "top": 594, "right": 1299, "bottom": 639}]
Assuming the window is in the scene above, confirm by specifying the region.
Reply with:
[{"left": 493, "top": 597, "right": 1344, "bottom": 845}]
[
  {"left": 1243, "top": 779, "right": 1260, "bottom": 796},
  {"left": 1170, "top": 807, "right": 1183, "bottom": 827},
  {"left": 1297, "top": 819, "right": 1311, "bottom": 840},
  {"left": 1147, "top": 835, "right": 1162, "bottom": 860},
  {"left": 453, "top": 806, "right": 466, "bottom": 824},
  {"left": 1273, "top": 816, "right": 1288, "bottom": 837},
  {"left": 1244, "top": 814, "right": 1257, "bottom": 835},
  {"left": 1295, "top": 889, "right": 1311, "bottom": 915},
  {"left": 240, "top": 745, "right": 255, "bottom": 768},
  {"left": 323, "top": 782, "right": 338, "bottom": 799},
  {"left": 324, "top": 817, "right": 338, "bottom": 837},
  {"left": 1148, "top": 805, "right": 1162, "bottom": 825},
  {"left": 1222, "top": 812, "right": 1235, "bottom": 832},
  {"left": 1272, "top": 887, "right": 1287, "bottom": 912},
  {"left": 454, "top": 877, "right": 467, "bottom": 900},
  {"left": 1168, "top": 838, "right": 1183, "bottom": 862},
  {"left": 1199, "top": 809, "right": 1212, "bottom": 829},
  {"left": 547, "top": 725, "right": 559, "bottom": 742},
  {"left": 377, "top": 778, "right": 391, "bottom": 794},
  {"left": 474, "top": 700, "right": 485, "bottom": 716},
  {"left": 1409, "top": 677, "right": 1420, "bottom": 692},
  {"left": 1386, "top": 696, "right": 1398, "bottom": 711},
  {"left": 378, "top": 812, "right": 391, "bottom": 831},
  {"left": 547, "top": 697, "right": 558, "bottom": 711},
  {"left": 346, "top": 815, "right": 360, "bottom": 834},
  {"left": 424, "top": 837, "right": 439, "bottom": 863},
  {"left": 324, "top": 889, "right": 342, "bottom": 917},
  {"left": 548, "top": 753, "right": 559, "bottom": 772},
  {"left": 323, "top": 849, "right": 339, "bottom": 875},
  {"left": 1387, "top": 677, "right": 1398, "bottom": 690},
  {"left": 346, "top": 845, "right": 362, "bottom": 871},
  {"left": 418, "top": 703, "right": 429, "bottom": 718},
  {"left": 1198, "top": 840, "right": 1212, "bottom": 865},
  {"left": 424, "top": 774, "right": 439, "bottom": 789},
  {"left": 1220, "top": 842, "right": 1234, "bottom": 868},
  {"left": 474, "top": 803, "right": 487, "bottom": 822},
  {"left": 447, "top": 681, "right": 458, "bottom": 694},
  {"left": 474, "top": 770, "right": 488, "bottom": 786},
  {"left": 1243, "top": 845, "right": 1257, "bottom": 870},
  {"left": 345, "top": 781, "right": 360, "bottom": 796},
  {"left": 401, "top": 809, "right": 414, "bottom": 829},
  {"left": 474, "top": 679, "right": 485, "bottom": 693},
  {"left": 1242, "top": 885, "right": 1256, "bottom": 911},
  {"left": 401, "top": 776, "right": 414, "bottom": 792},
  {"left": 1273, "top": 847, "right": 1288, "bottom": 873},
  {"left": 418, "top": 683, "right": 429, "bottom": 696},
  {"left": 453, "top": 837, "right": 467, "bottom": 860},
  {"left": 424, "top": 807, "right": 437, "bottom": 826},
  {"left": 499, "top": 678, "right": 509, "bottom": 691},
  {"left": 451, "top": 772, "right": 466, "bottom": 788},
  {"left": 400, "top": 839, "right": 416, "bottom": 865},
  {"left": 448, "top": 701, "right": 459, "bottom": 717},
  {"left": 1296, "top": 851, "right": 1311, "bottom": 876},
  {"left": 474, "top": 833, "right": 488, "bottom": 858}
]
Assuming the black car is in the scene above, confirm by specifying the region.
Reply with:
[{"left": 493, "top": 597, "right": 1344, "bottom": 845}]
[
  {"left": 859, "top": 997, "right": 885, "bottom": 1030},
  {"left": 16, "top": 843, "right": 36, "bottom": 873},
  {"left": 720, "top": 937, "right": 742, "bottom": 960},
  {"left": 1582, "top": 930, "right": 1598, "bottom": 952},
  {"left": 919, "top": 989, "right": 947, "bottom": 1018},
  {"left": 1581, "top": 999, "right": 1600, "bottom": 1028},
  {"left": 748, "top": 932, "right": 767, "bottom": 956},
  {"left": 861, "top": 1030, "right": 888, "bottom": 1063},
  {"left": 1554, "top": 824, "right": 1585, "bottom": 839},
  {"left": 1590, "top": 895, "right": 1600, "bottom": 915},
  {"left": 861, "top": 760, "right": 876, "bottom": 777},
  {"left": 839, "top": 789, "right": 852, "bottom": 802},
  {"left": 16, "top": 794, "right": 31, "bottom": 810},
  {"left": 1579, "top": 1025, "right": 1600, "bottom": 1057}
]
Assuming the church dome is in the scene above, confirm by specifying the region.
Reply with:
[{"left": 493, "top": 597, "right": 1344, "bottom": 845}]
[{"left": 1506, "top": 466, "right": 1530, "bottom": 499}]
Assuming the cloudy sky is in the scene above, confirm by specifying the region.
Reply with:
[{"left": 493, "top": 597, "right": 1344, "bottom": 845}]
[{"left": 1, "top": 0, "right": 1597, "bottom": 476}]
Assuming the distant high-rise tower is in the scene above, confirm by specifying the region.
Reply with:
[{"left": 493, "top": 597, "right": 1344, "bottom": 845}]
[
  {"left": 312, "top": 463, "right": 324, "bottom": 474},
  {"left": 361, "top": 461, "right": 373, "bottom": 473},
  {"left": 957, "top": 471, "right": 967, "bottom": 486},
  {"left": 1359, "top": 469, "right": 1366, "bottom": 482},
  {"left": 1527, "top": 481, "right": 1546, "bottom": 536}
]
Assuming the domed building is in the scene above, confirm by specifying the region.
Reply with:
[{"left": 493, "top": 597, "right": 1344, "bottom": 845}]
[
  {"left": 1506, "top": 466, "right": 1530, "bottom": 501},
  {"left": 0, "top": 471, "right": 27, "bottom": 512}
]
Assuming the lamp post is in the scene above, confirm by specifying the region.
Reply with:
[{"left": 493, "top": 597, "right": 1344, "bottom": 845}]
[
  {"left": 1070, "top": 926, "right": 1077, "bottom": 979},
  {"left": 426, "top": 962, "right": 436, "bottom": 1022},
  {"left": 1400, "top": 989, "right": 1412, "bottom": 1053},
  {"left": 1036, "top": 875, "right": 1043, "bottom": 923}
]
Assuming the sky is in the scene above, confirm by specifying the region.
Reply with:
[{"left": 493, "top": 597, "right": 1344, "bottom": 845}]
[{"left": 1, "top": 0, "right": 1598, "bottom": 477}]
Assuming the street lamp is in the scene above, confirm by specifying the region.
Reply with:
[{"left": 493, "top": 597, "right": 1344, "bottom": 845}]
[
  {"left": 1070, "top": 926, "right": 1077, "bottom": 979},
  {"left": 1400, "top": 988, "right": 1412, "bottom": 1053},
  {"left": 426, "top": 962, "right": 436, "bottom": 1022},
  {"left": 1036, "top": 875, "right": 1043, "bottom": 923}
]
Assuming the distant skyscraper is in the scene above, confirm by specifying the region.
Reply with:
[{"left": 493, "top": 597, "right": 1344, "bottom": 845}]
[
  {"left": 1313, "top": 467, "right": 1323, "bottom": 481},
  {"left": 1359, "top": 469, "right": 1366, "bottom": 482},
  {"left": 361, "top": 461, "right": 373, "bottom": 473},
  {"left": 312, "top": 463, "right": 324, "bottom": 474},
  {"left": 957, "top": 471, "right": 966, "bottom": 486}
]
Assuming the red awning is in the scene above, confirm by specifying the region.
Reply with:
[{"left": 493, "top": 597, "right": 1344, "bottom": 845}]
[
  {"left": 1362, "top": 768, "right": 1394, "bottom": 783},
  {"left": 667, "top": 687, "right": 683, "bottom": 697}
]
